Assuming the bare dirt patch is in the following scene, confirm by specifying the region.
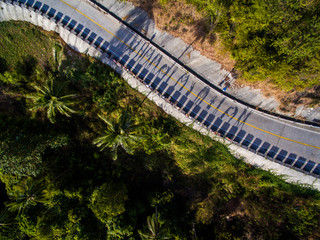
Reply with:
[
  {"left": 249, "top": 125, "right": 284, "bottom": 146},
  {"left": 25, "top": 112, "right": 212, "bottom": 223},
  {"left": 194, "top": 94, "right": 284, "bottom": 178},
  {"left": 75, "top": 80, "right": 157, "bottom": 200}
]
[{"left": 235, "top": 78, "right": 320, "bottom": 115}]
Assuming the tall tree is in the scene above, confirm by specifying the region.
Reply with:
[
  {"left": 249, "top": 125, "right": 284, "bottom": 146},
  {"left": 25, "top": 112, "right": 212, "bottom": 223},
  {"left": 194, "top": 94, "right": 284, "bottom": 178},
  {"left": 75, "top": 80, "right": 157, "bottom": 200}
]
[
  {"left": 89, "top": 182, "right": 128, "bottom": 224},
  {"left": 26, "top": 76, "right": 77, "bottom": 123},
  {"left": 93, "top": 110, "right": 143, "bottom": 160}
]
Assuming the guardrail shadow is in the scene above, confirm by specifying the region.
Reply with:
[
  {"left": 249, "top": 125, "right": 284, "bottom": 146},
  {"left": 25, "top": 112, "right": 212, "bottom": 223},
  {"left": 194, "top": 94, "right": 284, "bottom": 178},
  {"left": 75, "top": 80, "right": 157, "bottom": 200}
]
[
  {"left": 98, "top": 7, "right": 320, "bottom": 179},
  {"left": 18, "top": 0, "right": 318, "bottom": 179},
  {"left": 221, "top": 127, "right": 319, "bottom": 177},
  {"left": 103, "top": 1, "right": 320, "bottom": 178}
]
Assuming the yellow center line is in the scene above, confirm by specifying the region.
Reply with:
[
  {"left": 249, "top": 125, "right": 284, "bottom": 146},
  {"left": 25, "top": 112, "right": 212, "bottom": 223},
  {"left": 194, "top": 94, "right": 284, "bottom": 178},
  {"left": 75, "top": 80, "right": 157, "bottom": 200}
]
[{"left": 58, "top": 0, "right": 320, "bottom": 150}]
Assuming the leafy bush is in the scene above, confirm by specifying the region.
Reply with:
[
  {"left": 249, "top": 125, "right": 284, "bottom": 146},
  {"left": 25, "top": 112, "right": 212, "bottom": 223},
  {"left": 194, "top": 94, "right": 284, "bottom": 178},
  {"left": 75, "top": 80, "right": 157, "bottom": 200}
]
[{"left": 186, "top": 0, "right": 320, "bottom": 90}]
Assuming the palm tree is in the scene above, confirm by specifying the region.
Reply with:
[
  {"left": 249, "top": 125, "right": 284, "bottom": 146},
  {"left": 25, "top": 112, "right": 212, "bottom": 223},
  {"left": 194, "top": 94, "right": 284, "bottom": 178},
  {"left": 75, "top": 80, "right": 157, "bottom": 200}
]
[
  {"left": 93, "top": 110, "right": 143, "bottom": 160},
  {"left": 138, "top": 213, "right": 172, "bottom": 240},
  {"left": 26, "top": 76, "right": 77, "bottom": 123},
  {"left": 6, "top": 178, "right": 48, "bottom": 215}
]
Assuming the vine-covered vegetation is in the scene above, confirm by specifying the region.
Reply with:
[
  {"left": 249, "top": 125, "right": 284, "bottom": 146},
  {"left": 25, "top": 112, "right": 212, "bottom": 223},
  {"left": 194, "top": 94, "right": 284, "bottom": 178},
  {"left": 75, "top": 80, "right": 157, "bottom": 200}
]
[{"left": 1, "top": 21, "right": 320, "bottom": 239}]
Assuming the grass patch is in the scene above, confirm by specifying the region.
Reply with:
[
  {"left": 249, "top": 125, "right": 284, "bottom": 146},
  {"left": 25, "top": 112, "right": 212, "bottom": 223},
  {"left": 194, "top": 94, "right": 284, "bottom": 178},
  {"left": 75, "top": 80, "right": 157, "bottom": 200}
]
[{"left": 0, "top": 21, "right": 59, "bottom": 72}]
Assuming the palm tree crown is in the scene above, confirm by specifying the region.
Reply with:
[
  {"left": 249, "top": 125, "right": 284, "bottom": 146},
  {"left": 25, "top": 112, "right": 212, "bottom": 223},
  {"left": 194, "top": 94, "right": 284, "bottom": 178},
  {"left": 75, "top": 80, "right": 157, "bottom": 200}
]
[
  {"left": 26, "top": 76, "right": 77, "bottom": 123},
  {"left": 138, "top": 213, "right": 172, "bottom": 240},
  {"left": 6, "top": 178, "right": 48, "bottom": 215},
  {"left": 93, "top": 110, "right": 142, "bottom": 160}
]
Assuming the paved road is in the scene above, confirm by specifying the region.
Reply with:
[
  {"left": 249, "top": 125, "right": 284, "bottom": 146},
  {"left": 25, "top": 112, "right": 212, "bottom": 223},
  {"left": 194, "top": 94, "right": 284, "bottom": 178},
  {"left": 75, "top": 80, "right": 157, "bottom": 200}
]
[{"left": 3, "top": 0, "right": 320, "bottom": 177}]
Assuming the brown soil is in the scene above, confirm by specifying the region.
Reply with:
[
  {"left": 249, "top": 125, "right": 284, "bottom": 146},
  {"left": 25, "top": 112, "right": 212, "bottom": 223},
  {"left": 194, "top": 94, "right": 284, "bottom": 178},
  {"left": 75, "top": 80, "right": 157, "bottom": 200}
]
[
  {"left": 127, "top": 0, "right": 320, "bottom": 115},
  {"left": 235, "top": 78, "right": 320, "bottom": 114}
]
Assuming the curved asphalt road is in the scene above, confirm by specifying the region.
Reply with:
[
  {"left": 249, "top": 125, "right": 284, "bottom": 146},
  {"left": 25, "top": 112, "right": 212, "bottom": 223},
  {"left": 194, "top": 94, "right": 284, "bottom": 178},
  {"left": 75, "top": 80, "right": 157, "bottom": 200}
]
[{"left": 2, "top": 0, "right": 320, "bottom": 177}]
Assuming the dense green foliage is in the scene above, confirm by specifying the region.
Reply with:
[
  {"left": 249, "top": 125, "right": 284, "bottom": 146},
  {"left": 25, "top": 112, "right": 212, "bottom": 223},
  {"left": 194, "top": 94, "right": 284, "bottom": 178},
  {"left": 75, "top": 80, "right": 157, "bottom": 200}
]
[
  {"left": 89, "top": 182, "right": 128, "bottom": 223},
  {"left": 185, "top": 0, "right": 320, "bottom": 90},
  {"left": 0, "top": 115, "right": 69, "bottom": 177},
  {"left": 1, "top": 21, "right": 320, "bottom": 239}
]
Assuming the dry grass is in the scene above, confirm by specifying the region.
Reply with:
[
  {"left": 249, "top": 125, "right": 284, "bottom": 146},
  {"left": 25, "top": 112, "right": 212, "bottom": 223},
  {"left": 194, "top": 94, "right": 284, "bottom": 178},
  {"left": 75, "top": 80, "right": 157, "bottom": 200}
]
[{"left": 129, "top": 0, "right": 235, "bottom": 71}]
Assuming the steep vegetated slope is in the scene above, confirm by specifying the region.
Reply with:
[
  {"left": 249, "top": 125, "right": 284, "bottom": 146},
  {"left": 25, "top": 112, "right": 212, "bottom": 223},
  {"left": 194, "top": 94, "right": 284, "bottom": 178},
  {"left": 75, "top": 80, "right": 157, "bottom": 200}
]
[
  {"left": 1, "top": 21, "right": 320, "bottom": 239},
  {"left": 130, "top": 0, "right": 320, "bottom": 109}
]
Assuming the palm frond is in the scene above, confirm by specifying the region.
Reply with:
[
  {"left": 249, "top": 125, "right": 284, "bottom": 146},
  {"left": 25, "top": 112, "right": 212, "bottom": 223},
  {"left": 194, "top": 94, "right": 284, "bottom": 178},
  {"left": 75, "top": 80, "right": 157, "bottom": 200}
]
[
  {"left": 98, "top": 114, "right": 114, "bottom": 129},
  {"left": 0, "top": 209, "right": 16, "bottom": 229},
  {"left": 59, "top": 93, "right": 78, "bottom": 100},
  {"left": 138, "top": 214, "right": 172, "bottom": 240},
  {"left": 94, "top": 110, "right": 142, "bottom": 160},
  {"left": 26, "top": 77, "right": 78, "bottom": 123}
]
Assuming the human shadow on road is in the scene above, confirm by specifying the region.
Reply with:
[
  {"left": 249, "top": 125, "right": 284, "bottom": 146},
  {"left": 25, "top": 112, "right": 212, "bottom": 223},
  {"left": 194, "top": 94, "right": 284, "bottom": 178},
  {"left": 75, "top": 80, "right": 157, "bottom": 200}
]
[
  {"left": 194, "top": 86, "right": 210, "bottom": 104},
  {"left": 220, "top": 106, "right": 238, "bottom": 123},
  {"left": 176, "top": 73, "right": 189, "bottom": 90},
  {"left": 235, "top": 108, "right": 252, "bottom": 127},
  {"left": 213, "top": 98, "right": 225, "bottom": 114}
]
